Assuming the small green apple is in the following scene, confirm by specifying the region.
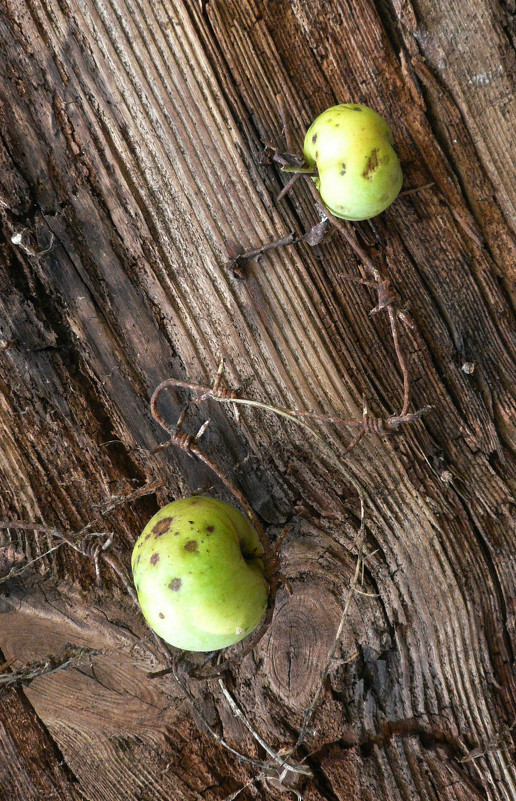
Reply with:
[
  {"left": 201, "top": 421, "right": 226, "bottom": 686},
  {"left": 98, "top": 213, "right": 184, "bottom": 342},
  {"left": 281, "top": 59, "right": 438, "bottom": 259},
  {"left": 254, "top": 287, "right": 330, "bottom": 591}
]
[
  {"left": 303, "top": 103, "right": 403, "bottom": 221},
  {"left": 131, "top": 496, "right": 269, "bottom": 652}
]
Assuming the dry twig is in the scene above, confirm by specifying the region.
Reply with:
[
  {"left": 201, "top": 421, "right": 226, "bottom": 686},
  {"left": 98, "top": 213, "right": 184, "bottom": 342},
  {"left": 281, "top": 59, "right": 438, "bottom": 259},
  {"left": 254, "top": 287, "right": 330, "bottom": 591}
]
[{"left": 0, "top": 645, "right": 99, "bottom": 689}]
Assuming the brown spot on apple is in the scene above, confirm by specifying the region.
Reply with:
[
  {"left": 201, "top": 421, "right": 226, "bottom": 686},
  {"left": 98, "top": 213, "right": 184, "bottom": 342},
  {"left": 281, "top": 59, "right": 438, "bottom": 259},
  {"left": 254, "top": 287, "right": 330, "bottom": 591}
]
[
  {"left": 363, "top": 148, "right": 379, "bottom": 179},
  {"left": 169, "top": 578, "right": 182, "bottom": 591},
  {"left": 150, "top": 552, "right": 160, "bottom": 565},
  {"left": 152, "top": 517, "right": 174, "bottom": 536},
  {"left": 184, "top": 540, "right": 198, "bottom": 553}
]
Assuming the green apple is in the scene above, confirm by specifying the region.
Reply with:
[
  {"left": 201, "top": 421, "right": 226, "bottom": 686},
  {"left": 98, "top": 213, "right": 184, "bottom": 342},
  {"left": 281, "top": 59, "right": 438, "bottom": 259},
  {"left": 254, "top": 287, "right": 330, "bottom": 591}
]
[
  {"left": 303, "top": 103, "right": 403, "bottom": 221},
  {"left": 131, "top": 496, "right": 269, "bottom": 652}
]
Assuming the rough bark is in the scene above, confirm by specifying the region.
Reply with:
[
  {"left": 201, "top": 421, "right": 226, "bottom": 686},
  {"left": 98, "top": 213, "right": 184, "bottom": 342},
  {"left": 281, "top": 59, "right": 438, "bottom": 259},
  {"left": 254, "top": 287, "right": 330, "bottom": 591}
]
[{"left": 0, "top": 1, "right": 515, "bottom": 800}]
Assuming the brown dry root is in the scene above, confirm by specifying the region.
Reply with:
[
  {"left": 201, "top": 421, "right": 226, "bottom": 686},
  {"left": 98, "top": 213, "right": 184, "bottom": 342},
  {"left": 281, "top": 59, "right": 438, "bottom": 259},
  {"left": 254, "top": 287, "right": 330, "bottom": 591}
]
[
  {"left": 151, "top": 370, "right": 431, "bottom": 469},
  {"left": 225, "top": 216, "right": 431, "bottom": 443},
  {"left": 225, "top": 211, "right": 430, "bottom": 442}
]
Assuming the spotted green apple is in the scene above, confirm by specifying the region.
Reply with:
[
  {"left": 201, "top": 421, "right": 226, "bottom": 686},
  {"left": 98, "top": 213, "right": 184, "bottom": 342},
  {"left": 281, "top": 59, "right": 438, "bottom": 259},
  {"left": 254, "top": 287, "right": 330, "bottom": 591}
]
[
  {"left": 131, "top": 497, "right": 269, "bottom": 652},
  {"left": 303, "top": 103, "right": 403, "bottom": 221}
]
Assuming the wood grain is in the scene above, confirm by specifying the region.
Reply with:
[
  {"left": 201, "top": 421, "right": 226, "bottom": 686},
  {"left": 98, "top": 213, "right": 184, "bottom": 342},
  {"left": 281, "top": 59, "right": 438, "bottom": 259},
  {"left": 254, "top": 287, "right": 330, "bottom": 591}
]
[{"left": 0, "top": 0, "right": 515, "bottom": 799}]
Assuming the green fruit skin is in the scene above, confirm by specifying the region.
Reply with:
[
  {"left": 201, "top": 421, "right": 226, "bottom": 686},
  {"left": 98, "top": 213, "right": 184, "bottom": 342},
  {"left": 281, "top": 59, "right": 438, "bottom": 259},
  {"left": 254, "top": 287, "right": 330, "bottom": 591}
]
[
  {"left": 131, "top": 497, "right": 268, "bottom": 652},
  {"left": 303, "top": 104, "right": 403, "bottom": 221}
]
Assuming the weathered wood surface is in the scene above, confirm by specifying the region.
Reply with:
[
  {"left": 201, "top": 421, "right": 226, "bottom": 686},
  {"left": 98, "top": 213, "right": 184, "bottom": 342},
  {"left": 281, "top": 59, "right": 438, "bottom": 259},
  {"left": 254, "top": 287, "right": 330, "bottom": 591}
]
[{"left": 0, "top": 0, "right": 515, "bottom": 799}]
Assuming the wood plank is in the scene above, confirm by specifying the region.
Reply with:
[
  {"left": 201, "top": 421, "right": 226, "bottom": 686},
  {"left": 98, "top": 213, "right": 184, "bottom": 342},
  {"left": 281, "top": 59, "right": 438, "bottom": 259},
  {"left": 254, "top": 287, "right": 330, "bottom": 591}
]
[{"left": 0, "top": 0, "right": 515, "bottom": 799}]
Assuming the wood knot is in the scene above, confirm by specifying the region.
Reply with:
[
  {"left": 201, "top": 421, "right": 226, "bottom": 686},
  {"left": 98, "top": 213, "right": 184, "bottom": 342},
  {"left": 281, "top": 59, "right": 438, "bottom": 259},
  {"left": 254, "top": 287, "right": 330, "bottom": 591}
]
[{"left": 265, "top": 588, "right": 342, "bottom": 709}]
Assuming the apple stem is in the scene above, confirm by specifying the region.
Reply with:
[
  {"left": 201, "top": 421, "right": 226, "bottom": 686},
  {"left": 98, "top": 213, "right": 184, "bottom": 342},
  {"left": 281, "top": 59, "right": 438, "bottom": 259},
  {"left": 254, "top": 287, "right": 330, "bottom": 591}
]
[{"left": 280, "top": 166, "right": 317, "bottom": 174}]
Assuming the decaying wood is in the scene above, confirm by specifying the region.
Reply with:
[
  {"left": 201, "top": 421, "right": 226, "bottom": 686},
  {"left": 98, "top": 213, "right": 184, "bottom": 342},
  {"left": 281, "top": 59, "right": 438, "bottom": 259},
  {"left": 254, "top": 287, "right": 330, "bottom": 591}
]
[{"left": 1, "top": 0, "right": 515, "bottom": 799}]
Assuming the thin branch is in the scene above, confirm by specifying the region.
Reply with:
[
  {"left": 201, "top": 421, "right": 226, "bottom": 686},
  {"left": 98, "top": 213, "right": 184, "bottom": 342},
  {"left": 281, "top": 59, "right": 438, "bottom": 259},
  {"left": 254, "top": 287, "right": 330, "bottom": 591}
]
[
  {"left": 222, "top": 778, "right": 260, "bottom": 801},
  {"left": 226, "top": 234, "right": 302, "bottom": 277},
  {"left": 0, "top": 479, "right": 163, "bottom": 587},
  {"left": 151, "top": 377, "right": 430, "bottom": 451},
  {"left": 399, "top": 182, "right": 434, "bottom": 197},
  {"left": 277, "top": 173, "right": 302, "bottom": 202},
  {"left": 74, "top": 479, "right": 165, "bottom": 539},
  {"left": 150, "top": 383, "right": 269, "bottom": 547},
  {"left": 0, "top": 521, "right": 60, "bottom": 535}
]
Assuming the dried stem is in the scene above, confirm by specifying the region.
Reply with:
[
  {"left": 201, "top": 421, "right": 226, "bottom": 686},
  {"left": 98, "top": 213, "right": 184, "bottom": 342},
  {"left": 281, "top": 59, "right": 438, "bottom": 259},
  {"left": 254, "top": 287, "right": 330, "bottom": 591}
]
[
  {"left": 219, "top": 679, "right": 311, "bottom": 778},
  {"left": 399, "top": 181, "right": 435, "bottom": 197},
  {"left": 222, "top": 778, "right": 260, "bottom": 801},
  {"left": 388, "top": 305, "right": 411, "bottom": 415},
  {"left": 281, "top": 166, "right": 317, "bottom": 175},
  {"left": 302, "top": 176, "right": 417, "bottom": 421},
  {"left": 168, "top": 666, "right": 270, "bottom": 770},
  {"left": 150, "top": 385, "right": 268, "bottom": 547},
  {"left": 151, "top": 376, "right": 430, "bottom": 453},
  {"left": 225, "top": 176, "right": 427, "bottom": 438},
  {"left": 0, "top": 521, "right": 61, "bottom": 535},
  {"left": 276, "top": 173, "right": 302, "bottom": 202},
  {"left": 0, "top": 645, "right": 99, "bottom": 688},
  {"left": 226, "top": 234, "right": 303, "bottom": 277},
  {"left": 0, "top": 479, "right": 162, "bottom": 587}
]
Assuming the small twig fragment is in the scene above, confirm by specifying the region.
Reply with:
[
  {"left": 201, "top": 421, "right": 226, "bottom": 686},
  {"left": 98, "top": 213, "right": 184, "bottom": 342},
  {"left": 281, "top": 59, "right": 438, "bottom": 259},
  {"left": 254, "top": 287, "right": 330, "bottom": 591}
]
[{"left": 225, "top": 234, "right": 301, "bottom": 277}]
